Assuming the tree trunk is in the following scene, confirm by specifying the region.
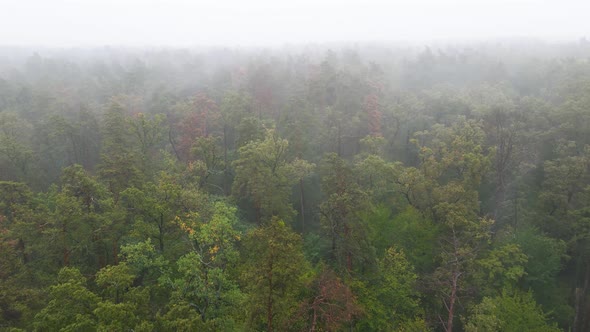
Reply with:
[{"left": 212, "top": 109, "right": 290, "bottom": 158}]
[
  {"left": 113, "top": 239, "right": 119, "bottom": 265},
  {"left": 255, "top": 200, "right": 262, "bottom": 225},
  {"left": 223, "top": 125, "right": 229, "bottom": 195},
  {"left": 345, "top": 224, "right": 352, "bottom": 272},
  {"left": 158, "top": 213, "right": 165, "bottom": 252},
  {"left": 267, "top": 262, "right": 274, "bottom": 332},
  {"left": 300, "top": 179, "right": 305, "bottom": 233},
  {"left": 62, "top": 222, "right": 69, "bottom": 266},
  {"left": 347, "top": 252, "right": 352, "bottom": 272},
  {"left": 63, "top": 248, "right": 70, "bottom": 266},
  {"left": 310, "top": 307, "right": 317, "bottom": 332},
  {"left": 337, "top": 124, "right": 342, "bottom": 157},
  {"left": 574, "top": 263, "right": 590, "bottom": 332},
  {"left": 168, "top": 126, "right": 181, "bottom": 162},
  {"left": 446, "top": 271, "right": 460, "bottom": 332}
]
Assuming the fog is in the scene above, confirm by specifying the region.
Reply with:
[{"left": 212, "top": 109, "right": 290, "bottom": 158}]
[{"left": 1, "top": 0, "right": 589, "bottom": 47}]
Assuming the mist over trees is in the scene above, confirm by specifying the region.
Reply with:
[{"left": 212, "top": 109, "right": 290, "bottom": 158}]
[{"left": 1, "top": 40, "right": 590, "bottom": 331}]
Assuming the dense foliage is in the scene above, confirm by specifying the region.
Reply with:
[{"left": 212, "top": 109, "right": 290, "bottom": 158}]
[{"left": 1, "top": 41, "right": 590, "bottom": 331}]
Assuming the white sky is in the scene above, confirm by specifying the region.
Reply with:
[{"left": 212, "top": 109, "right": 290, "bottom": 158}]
[{"left": 0, "top": 0, "right": 588, "bottom": 47}]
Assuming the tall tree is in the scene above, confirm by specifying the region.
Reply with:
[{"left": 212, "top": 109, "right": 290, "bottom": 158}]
[
  {"left": 168, "top": 202, "right": 243, "bottom": 329},
  {"left": 232, "top": 129, "right": 313, "bottom": 223},
  {"left": 34, "top": 267, "right": 100, "bottom": 331},
  {"left": 398, "top": 120, "right": 494, "bottom": 331},
  {"left": 98, "top": 99, "right": 140, "bottom": 202},
  {"left": 241, "top": 219, "right": 310, "bottom": 331},
  {"left": 319, "top": 153, "right": 370, "bottom": 272},
  {"left": 128, "top": 112, "right": 167, "bottom": 179},
  {"left": 465, "top": 290, "right": 561, "bottom": 332}
]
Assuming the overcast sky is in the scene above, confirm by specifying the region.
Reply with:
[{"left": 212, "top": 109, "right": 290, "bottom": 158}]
[{"left": 0, "top": 0, "right": 589, "bottom": 47}]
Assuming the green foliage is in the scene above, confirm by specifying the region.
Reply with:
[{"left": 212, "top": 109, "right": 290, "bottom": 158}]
[
  {"left": 464, "top": 290, "right": 561, "bottom": 332},
  {"left": 0, "top": 181, "right": 32, "bottom": 221},
  {"left": 354, "top": 247, "right": 425, "bottom": 331},
  {"left": 354, "top": 153, "right": 401, "bottom": 204},
  {"left": 0, "top": 231, "right": 43, "bottom": 329},
  {"left": 190, "top": 136, "right": 224, "bottom": 189},
  {"left": 400, "top": 119, "right": 495, "bottom": 331},
  {"left": 236, "top": 116, "right": 265, "bottom": 148},
  {"left": 3, "top": 44, "right": 590, "bottom": 331},
  {"left": 93, "top": 262, "right": 154, "bottom": 331},
  {"left": 119, "top": 238, "right": 167, "bottom": 284},
  {"left": 166, "top": 202, "right": 244, "bottom": 326},
  {"left": 319, "top": 153, "right": 372, "bottom": 271},
  {"left": 364, "top": 205, "right": 438, "bottom": 273},
  {"left": 98, "top": 99, "right": 141, "bottom": 200},
  {"left": 232, "top": 129, "right": 313, "bottom": 222},
  {"left": 241, "top": 218, "right": 311, "bottom": 331},
  {"left": 0, "top": 112, "right": 34, "bottom": 182},
  {"left": 513, "top": 227, "right": 567, "bottom": 291},
  {"left": 128, "top": 112, "right": 167, "bottom": 178},
  {"left": 95, "top": 263, "right": 135, "bottom": 303},
  {"left": 34, "top": 267, "right": 99, "bottom": 331},
  {"left": 157, "top": 303, "right": 205, "bottom": 331},
  {"left": 120, "top": 173, "right": 202, "bottom": 255},
  {"left": 476, "top": 243, "right": 528, "bottom": 294}
]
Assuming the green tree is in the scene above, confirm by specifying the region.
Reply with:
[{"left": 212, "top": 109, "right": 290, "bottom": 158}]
[
  {"left": 355, "top": 247, "right": 427, "bottom": 331},
  {"left": 319, "top": 152, "right": 370, "bottom": 272},
  {"left": 190, "top": 136, "right": 225, "bottom": 191},
  {"left": 94, "top": 263, "right": 152, "bottom": 331},
  {"left": 0, "top": 112, "right": 34, "bottom": 182},
  {"left": 232, "top": 129, "right": 313, "bottom": 223},
  {"left": 128, "top": 112, "right": 167, "bottom": 179},
  {"left": 120, "top": 174, "right": 200, "bottom": 255},
  {"left": 98, "top": 99, "right": 140, "bottom": 202},
  {"left": 399, "top": 120, "right": 494, "bottom": 331},
  {"left": 59, "top": 164, "right": 115, "bottom": 267},
  {"left": 166, "top": 202, "right": 243, "bottom": 330},
  {"left": 475, "top": 243, "right": 528, "bottom": 296},
  {"left": 464, "top": 290, "right": 560, "bottom": 332},
  {"left": 241, "top": 219, "right": 311, "bottom": 331},
  {"left": 34, "top": 267, "right": 99, "bottom": 331}
]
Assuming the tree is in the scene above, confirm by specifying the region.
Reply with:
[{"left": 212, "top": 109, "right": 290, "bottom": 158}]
[
  {"left": 319, "top": 153, "right": 370, "bottom": 272},
  {"left": 364, "top": 85, "right": 383, "bottom": 137},
  {"left": 399, "top": 120, "right": 494, "bottom": 331},
  {"left": 190, "top": 136, "right": 224, "bottom": 191},
  {"left": 354, "top": 247, "right": 427, "bottom": 331},
  {"left": 120, "top": 173, "right": 200, "bottom": 255},
  {"left": 537, "top": 143, "right": 589, "bottom": 330},
  {"left": 296, "top": 267, "right": 360, "bottom": 331},
  {"left": 232, "top": 129, "right": 313, "bottom": 223},
  {"left": 0, "top": 215, "right": 42, "bottom": 329},
  {"left": 34, "top": 267, "right": 100, "bottom": 331},
  {"left": 44, "top": 188, "right": 96, "bottom": 268},
  {"left": 119, "top": 239, "right": 167, "bottom": 287},
  {"left": 479, "top": 100, "right": 525, "bottom": 225},
  {"left": 98, "top": 99, "right": 140, "bottom": 202},
  {"left": 363, "top": 206, "right": 438, "bottom": 274},
  {"left": 0, "top": 112, "right": 34, "bottom": 182},
  {"left": 167, "top": 202, "right": 243, "bottom": 329},
  {"left": 475, "top": 243, "right": 528, "bottom": 296},
  {"left": 59, "top": 164, "right": 114, "bottom": 267},
  {"left": 128, "top": 112, "right": 167, "bottom": 179},
  {"left": 464, "top": 290, "right": 560, "bottom": 332},
  {"left": 175, "top": 92, "right": 220, "bottom": 161},
  {"left": 94, "top": 262, "right": 151, "bottom": 331},
  {"left": 241, "top": 219, "right": 311, "bottom": 331}
]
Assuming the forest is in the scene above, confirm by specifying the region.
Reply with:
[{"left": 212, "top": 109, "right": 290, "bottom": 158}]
[{"left": 1, "top": 41, "right": 590, "bottom": 331}]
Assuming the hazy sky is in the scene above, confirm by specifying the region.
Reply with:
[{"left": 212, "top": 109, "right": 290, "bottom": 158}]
[{"left": 0, "top": 0, "right": 589, "bottom": 47}]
